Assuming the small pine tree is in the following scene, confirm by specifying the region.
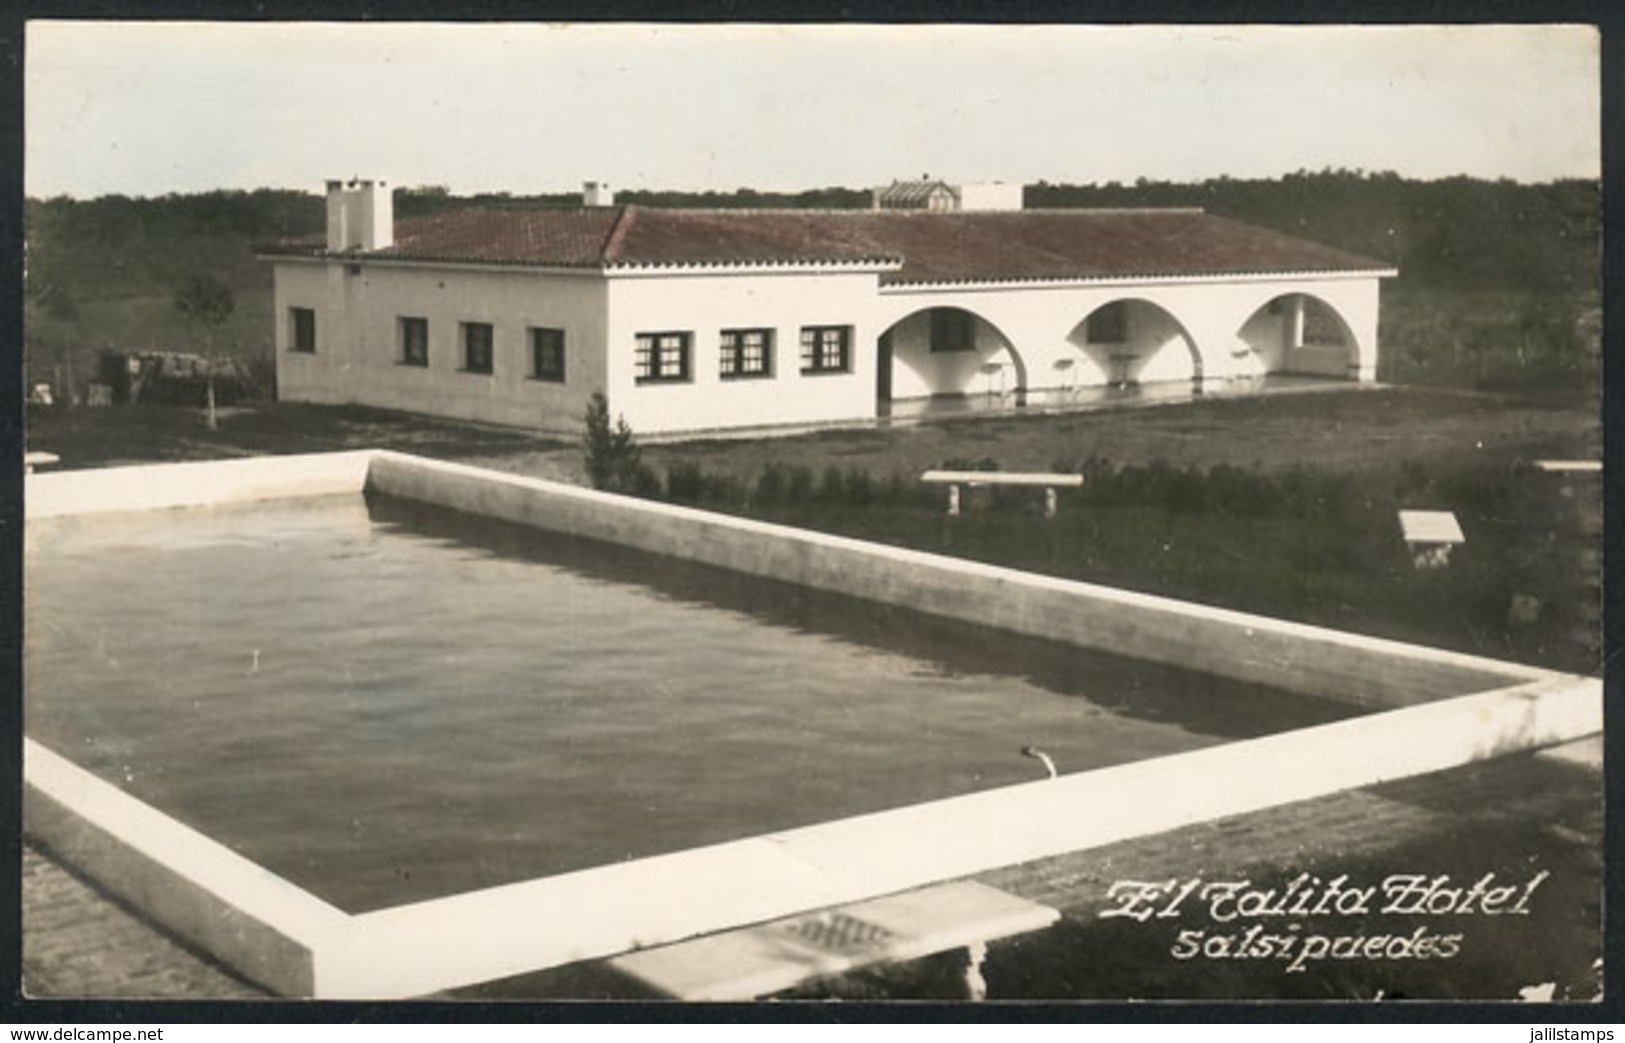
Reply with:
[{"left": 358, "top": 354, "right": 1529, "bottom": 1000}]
[{"left": 582, "top": 392, "right": 644, "bottom": 493}]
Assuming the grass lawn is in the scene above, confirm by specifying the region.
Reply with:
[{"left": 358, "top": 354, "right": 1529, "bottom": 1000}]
[
  {"left": 24, "top": 400, "right": 565, "bottom": 471},
  {"left": 637, "top": 384, "right": 1599, "bottom": 479}
]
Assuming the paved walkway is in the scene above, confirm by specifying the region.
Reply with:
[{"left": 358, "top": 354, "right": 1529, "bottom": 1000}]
[
  {"left": 20, "top": 739, "right": 1601, "bottom": 1003},
  {"left": 20, "top": 847, "right": 267, "bottom": 1000},
  {"left": 878, "top": 373, "right": 1348, "bottom": 426}
]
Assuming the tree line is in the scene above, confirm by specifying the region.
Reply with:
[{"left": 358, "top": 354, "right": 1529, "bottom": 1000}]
[
  {"left": 25, "top": 171, "right": 1597, "bottom": 301},
  {"left": 1027, "top": 171, "right": 1598, "bottom": 297},
  {"left": 23, "top": 171, "right": 1601, "bottom": 396}
]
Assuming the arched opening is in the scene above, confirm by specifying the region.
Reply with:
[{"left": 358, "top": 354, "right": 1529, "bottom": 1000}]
[
  {"left": 877, "top": 306, "right": 1028, "bottom": 406},
  {"left": 1236, "top": 293, "right": 1360, "bottom": 378},
  {"left": 1064, "top": 299, "right": 1201, "bottom": 391}
]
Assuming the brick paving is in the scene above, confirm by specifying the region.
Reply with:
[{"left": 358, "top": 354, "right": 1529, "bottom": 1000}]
[
  {"left": 981, "top": 740, "right": 1603, "bottom": 917},
  {"left": 457, "top": 739, "right": 1606, "bottom": 1001},
  {"left": 21, "top": 739, "right": 1602, "bottom": 1003},
  {"left": 968, "top": 740, "right": 1605, "bottom": 1002},
  {"left": 20, "top": 847, "right": 267, "bottom": 1001}
]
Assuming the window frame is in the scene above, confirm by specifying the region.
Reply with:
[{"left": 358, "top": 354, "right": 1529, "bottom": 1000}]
[
  {"left": 799, "top": 325, "right": 852, "bottom": 375},
  {"left": 1085, "top": 302, "right": 1129, "bottom": 345},
  {"left": 461, "top": 321, "right": 495, "bottom": 375},
  {"left": 634, "top": 331, "right": 693, "bottom": 385},
  {"left": 719, "top": 327, "right": 775, "bottom": 380},
  {"left": 530, "top": 327, "right": 567, "bottom": 383},
  {"left": 1301, "top": 301, "right": 1345, "bottom": 347},
  {"left": 399, "top": 316, "right": 430, "bottom": 367},
  {"left": 928, "top": 308, "right": 976, "bottom": 354},
  {"left": 289, "top": 307, "right": 317, "bottom": 354}
]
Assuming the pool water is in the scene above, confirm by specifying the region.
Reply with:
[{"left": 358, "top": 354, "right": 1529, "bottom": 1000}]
[{"left": 26, "top": 493, "right": 1361, "bottom": 913}]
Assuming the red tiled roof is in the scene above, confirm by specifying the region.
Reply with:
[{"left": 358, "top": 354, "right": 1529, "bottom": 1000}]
[
  {"left": 605, "top": 209, "right": 904, "bottom": 269},
  {"left": 262, "top": 206, "right": 1394, "bottom": 284},
  {"left": 856, "top": 209, "right": 1393, "bottom": 285},
  {"left": 265, "top": 207, "right": 626, "bottom": 267}
]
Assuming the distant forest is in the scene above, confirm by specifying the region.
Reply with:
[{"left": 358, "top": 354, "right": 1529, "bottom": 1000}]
[{"left": 23, "top": 171, "right": 1600, "bottom": 397}]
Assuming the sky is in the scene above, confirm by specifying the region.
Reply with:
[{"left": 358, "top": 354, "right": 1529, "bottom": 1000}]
[{"left": 23, "top": 21, "right": 1602, "bottom": 199}]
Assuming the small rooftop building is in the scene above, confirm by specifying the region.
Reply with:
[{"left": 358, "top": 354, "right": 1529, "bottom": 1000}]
[
  {"left": 260, "top": 179, "right": 1396, "bottom": 437},
  {"left": 873, "top": 178, "right": 959, "bottom": 211},
  {"left": 871, "top": 178, "right": 1023, "bottom": 212}
]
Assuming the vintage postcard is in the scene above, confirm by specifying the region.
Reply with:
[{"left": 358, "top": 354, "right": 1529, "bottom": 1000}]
[{"left": 16, "top": 20, "right": 1605, "bottom": 1013}]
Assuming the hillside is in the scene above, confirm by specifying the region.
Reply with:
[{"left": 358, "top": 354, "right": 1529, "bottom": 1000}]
[
  {"left": 22, "top": 173, "right": 1600, "bottom": 401},
  {"left": 24, "top": 190, "right": 322, "bottom": 397}
]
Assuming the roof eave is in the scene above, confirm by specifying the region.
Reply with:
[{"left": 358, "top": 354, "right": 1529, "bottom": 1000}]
[
  {"left": 258, "top": 251, "right": 607, "bottom": 274},
  {"left": 881, "top": 267, "right": 1400, "bottom": 290},
  {"left": 604, "top": 258, "right": 904, "bottom": 275}
]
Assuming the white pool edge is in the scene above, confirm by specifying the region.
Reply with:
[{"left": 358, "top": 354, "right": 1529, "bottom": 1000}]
[
  {"left": 25, "top": 450, "right": 378, "bottom": 519},
  {"left": 360, "top": 450, "right": 1562, "bottom": 706},
  {"left": 24, "top": 676, "right": 1601, "bottom": 999},
  {"left": 23, "top": 739, "right": 350, "bottom": 997}
]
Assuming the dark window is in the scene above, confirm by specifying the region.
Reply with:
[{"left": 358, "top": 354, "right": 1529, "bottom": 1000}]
[
  {"left": 800, "top": 325, "right": 851, "bottom": 374},
  {"left": 720, "top": 328, "right": 773, "bottom": 379},
  {"left": 635, "top": 331, "right": 691, "bottom": 384},
  {"left": 1086, "top": 302, "right": 1128, "bottom": 344},
  {"left": 462, "top": 322, "right": 494, "bottom": 374},
  {"left": 531, "top": 327, "right": 566, "bottom": 382},
  {"left": 400, "top": 317, "right": 429, "bottom": 367},
  {"left": 1302, "top": 301, "right": 1344, "bottom": 346},
  {"left": 929, "top": 308, "right": 975, "bottom": 353},
  {"left": 289, "top": 307, "right": 316, "bottom": 354}
]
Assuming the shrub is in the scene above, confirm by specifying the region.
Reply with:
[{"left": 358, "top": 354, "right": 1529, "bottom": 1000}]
[
  {"left": 582, "top": 392, "right": 646, "bottom": 494},
  {"left": 817, "top": 466, "right": 846, "bottom": 503},
  {"left": 843, "top": 468, "right": 875, "bottom": 506},
  {"left": 755, "top": 462, "right": 786, "bottom": 506},
  {"left": 665, "top": 461, "right": 707, "bottom": 502},
  {"left": 940, "top": 456, "right": 1000, "bottom": 472},
  {"left": 784, "top": 464, "right": 815, "bottom": 505}
]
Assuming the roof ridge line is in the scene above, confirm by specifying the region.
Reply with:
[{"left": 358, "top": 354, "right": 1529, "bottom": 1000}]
[
  {"left": 632, "top": 206, "right": 869, "bottom": 215},
  {"left": 599, "top": 204, "right": 637, "bottom": 264},
  {"left": 1017, "top": 206, "right": 1207, "bottom": 215}
]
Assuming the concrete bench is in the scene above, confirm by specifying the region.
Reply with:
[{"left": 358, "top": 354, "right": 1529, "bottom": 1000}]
[
  {"left": 1534, "top": 460, "right": 1602, "bottom": 474},
  {"left": 921, "top": 469, "right": 1084, "bottom": 517},
  {"left": 25, "top": 452, "right": 61, "bottom": 474},
  {"left": 607, "top": 880, "right": 1059, "bottom": 1001},
  {"left": 1398, "top": 509, "right": 1466, "bottom": 570}
]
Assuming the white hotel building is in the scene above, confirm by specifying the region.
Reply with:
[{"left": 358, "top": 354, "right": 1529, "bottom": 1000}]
[{"left": 261, "top": 179, "right": 1396, "bottom": 436}]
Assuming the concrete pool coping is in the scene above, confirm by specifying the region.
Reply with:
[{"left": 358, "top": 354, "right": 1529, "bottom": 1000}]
[{"left": 23, "top": 451, "right": 1603, "bottom": 998}]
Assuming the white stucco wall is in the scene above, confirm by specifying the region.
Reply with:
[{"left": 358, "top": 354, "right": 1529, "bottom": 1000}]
[
  {"left": 1237, "top": 306, "right": 1292, "bottom": 373},
  {"left": 878, "top": 272, "right": 1386, "bottom": 396},
  {"left": 1061, "top": 302, "right": 1200, "bottom": 385},
  {"left": 271, "top": 252, "right": 1387, "bottom": 435},
  {"left": 272, "top": 260, "right": 608, "bottom": 433},
  {"left": 885, "top": 309, "right": 1021, "bottom": 399},
  {"left": 602, "top": 268, "right": 888, "bottom": 434},
  {"left": 956, "top": 183, "right": 1024, "bottom": 212},
  {"left": 1234, "top": 292, "right": 1376, "bottom": 379}
]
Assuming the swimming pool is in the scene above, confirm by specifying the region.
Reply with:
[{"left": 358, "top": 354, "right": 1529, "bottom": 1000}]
[
  {"left": 23, "top": 451, "right": 1598, "bottom": 998},
  {"left": 26, "top": 491, "right": 1358, "bottom": 913}
]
